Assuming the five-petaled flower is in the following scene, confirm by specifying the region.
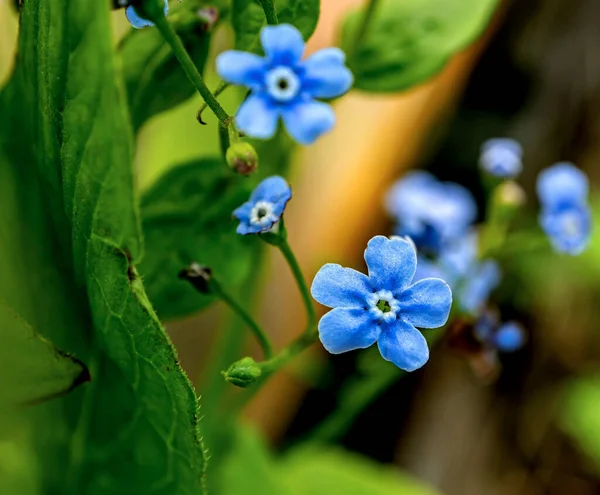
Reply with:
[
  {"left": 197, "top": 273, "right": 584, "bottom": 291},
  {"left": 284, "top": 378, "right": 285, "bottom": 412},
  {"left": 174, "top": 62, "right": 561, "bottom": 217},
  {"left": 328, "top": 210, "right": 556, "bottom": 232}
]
[
  {"left": 311, "top": 236, "right": 452, "bottom": 371},
  {"left": 126, "top": 0, "right": 168, "bottom": 29},
  {"left": 216, "top": 24, "right": 353, "bottom": 145},
  {"left": 233, "top": 176, "right": 292, "bottom": 235},
  {"left": 480, "top": 138, "right": 523, "bottom": 178},
  {"left": 385, "top": 172, "right": 477, "bottom": 257},
  {"left": 536, "top": 162, "right": 591, "bottom": 255}
]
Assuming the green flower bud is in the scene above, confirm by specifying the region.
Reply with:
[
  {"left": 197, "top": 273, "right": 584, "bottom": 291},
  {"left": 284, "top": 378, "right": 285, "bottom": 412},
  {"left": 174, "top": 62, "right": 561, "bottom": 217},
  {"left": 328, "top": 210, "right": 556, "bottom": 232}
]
[
  {"left": 226, "top": 142, "right": 259, "bottom": 176},
  {"left": 497, "top": 181, "right": 526, "bottom": 209},
  {"left": 222, "top": 357, "right": 262, "bottom": 388}
]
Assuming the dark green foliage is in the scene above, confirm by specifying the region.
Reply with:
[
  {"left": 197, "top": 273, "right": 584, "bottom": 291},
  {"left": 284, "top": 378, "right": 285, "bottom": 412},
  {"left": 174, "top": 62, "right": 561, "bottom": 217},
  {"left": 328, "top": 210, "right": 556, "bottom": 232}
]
[
  {"left": 0, "top": 0, "right": 207, "bottom": 492},
  {"left": 232, "top": 0, "right": 320, "bottom": 52},
  {"left": 140, "top": 158, "right": 258, "bottom": 321},
  {"left": 341, "top": 0, "right": 499, "bottom": 92}
]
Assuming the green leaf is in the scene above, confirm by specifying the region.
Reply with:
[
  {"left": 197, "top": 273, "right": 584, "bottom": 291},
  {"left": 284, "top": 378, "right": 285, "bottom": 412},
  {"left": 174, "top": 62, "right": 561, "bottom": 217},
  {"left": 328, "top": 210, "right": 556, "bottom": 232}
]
[
  {"left": 560, "top": 375, "right": 600, "bottom": 474},
  {"left": 0, "top": 0, "right": 207, "bottom": 493},
  {"left": 216, "top": 426, "right": 441, "bottom": 495},
  {"left": 0, "top": 301, "right": 88, "bottom": 408},
  {"left": 340, "top": 0, "right": 500, "bottom": 92},
  {"left": 140, "top": 158, "right": 258, "bottom": 320},
  {"left": 231, "top": 0, "right": 320, "bottom": 52},
  {"left": 282, "top": 447, "right": 442, "bottom": 495},
  {"left": 120, "top": 1, "right": 213, "bottom": 131}
]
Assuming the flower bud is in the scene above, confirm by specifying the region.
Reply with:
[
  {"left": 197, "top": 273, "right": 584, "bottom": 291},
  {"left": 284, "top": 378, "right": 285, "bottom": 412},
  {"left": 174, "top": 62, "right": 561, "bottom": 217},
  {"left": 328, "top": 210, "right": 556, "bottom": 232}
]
[
  {"left": 226, "top": 142, "right": 259, "bottom": 176},
  {"left": 178, "top": 263, "right": 213, "bottom": 294},
  {"left": 497, "top": 181, "right": 526, "bottom": 209},
  {"left": 222, "top": 357, "right": 262, "bottom": 388}
]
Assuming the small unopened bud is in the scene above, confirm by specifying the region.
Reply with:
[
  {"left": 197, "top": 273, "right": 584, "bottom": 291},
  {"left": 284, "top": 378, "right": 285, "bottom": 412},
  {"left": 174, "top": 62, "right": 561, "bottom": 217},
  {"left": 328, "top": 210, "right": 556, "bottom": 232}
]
[
  {"left": 222, "top": 357, "right": 262, "bottom": 388},
  {"left": 178, "top": 263, "right": 213, "bottom": 294},
  {"left": 497, "top": 181, "right": 526, "bottom": 208},
  {"left": 195, "top": 6, "right": 220, "bottom": 32},
  {"left": 226, "top": 142, "right": 259, "bottom": 176}
]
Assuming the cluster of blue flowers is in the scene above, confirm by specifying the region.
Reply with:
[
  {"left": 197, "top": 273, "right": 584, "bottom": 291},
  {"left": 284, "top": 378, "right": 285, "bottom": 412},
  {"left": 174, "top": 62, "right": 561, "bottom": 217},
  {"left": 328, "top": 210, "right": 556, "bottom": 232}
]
[
  {"left": 126, "top": 9, "right": 593, "bottom": 375},
  {"left": 386, "top": 172, "right": 497, "bottom": 316}
]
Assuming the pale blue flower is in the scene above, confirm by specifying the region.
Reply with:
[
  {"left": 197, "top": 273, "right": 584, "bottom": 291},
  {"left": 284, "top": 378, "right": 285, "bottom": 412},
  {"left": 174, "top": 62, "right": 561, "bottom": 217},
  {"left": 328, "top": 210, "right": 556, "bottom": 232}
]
[
  {"left": 385, "top": 172, "right": 477, "bottom": 256},
  {"left": 480, "top": 138, "right": 523, "bottom": 178},
  {"left": 537, "top": 163, "right": 591, "bottom": 255},
  {"left": 126, "top": 0, "right": 169, "bottom": 29},
  {"left": 311, "top": 236, "right": 452, "bottom": 371},
  {"left": 216, "top": 24, "right": 353, "bottom": 144},
  {"left": 414, "top": 232, "right": 501, "bottom": 315},
  {"left": 233, "top": 176, "right": 291, "bottom": 235}
]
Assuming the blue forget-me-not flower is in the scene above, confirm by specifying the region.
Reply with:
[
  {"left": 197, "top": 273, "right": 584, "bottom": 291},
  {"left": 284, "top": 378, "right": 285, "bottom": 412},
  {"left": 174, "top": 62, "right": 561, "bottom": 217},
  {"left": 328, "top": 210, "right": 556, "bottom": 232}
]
[
  {"left": 311, "top": 236, "right": 452, "bottom": 371},
  {"left": 233, "top": 176, "right": 292, "bottom": 235},
  {"left": 385, "top": 172, "right": 477, "bottom": 257},
  {"left": 125, "top": 0, "right": 169, "bottom": 29},
  {"left": 216, "top": 24, "right": 353, "bottom": 145},
  {"left": 480, "top": 138, "right": 523, "bottom": 178},
  {"left": 537, "top": 162, "right": 591, "bottom": 255}
]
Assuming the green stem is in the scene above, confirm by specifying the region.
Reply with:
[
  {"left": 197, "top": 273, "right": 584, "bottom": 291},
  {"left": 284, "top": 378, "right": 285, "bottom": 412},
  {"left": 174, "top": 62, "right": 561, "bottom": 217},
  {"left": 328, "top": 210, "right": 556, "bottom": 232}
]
[
  {"left": 153, "top": 15, "right": 230, "bottom": 125},
  {"left": 278, "top": 238, "right": 317, "bottom": 334},
  {"left": 211, "top": 279, "right": 274, "bottom": 359},
  {"left": 352, "top": 0, "right": 380, "bottom": 56},
  {"left": 259, "top": 0, "right": 279, "bottom": 25},
  {"left": 197, "top": 82, "right": 231, "bottom": 124}
]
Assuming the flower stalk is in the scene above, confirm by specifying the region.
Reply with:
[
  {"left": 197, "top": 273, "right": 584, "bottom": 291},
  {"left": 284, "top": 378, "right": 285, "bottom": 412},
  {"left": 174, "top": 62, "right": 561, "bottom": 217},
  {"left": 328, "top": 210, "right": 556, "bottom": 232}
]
[{"left": 152, "top": 13, "right": 230, "bottom": 125}]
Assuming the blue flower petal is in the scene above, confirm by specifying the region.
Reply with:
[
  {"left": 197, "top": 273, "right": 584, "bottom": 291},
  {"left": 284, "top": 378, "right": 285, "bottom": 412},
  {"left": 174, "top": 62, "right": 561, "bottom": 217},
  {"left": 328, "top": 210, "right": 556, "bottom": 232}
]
[
  {"left": 537, "top": 162, "right": 588, "bottom": 209},
  {"left": 364, "top": 236, "right": 416, "bottom": 292},
  {"left": 311, "top": 264, "right": 372, "bottom": 309},
  {"left": 216, "top": 51, "right": 267, "bottom": 88},
  {"left": 126, "top": 5, "right": 155, "bottom": 28},
  {"left": 249, "top": 176, "right": 291, "bottom": 203},
  {"left": 235, "top": 93, "right": 280, "bottom": 140},
  {"left": 260, "top": 24, "right": 305, "bottom": 66},
  {"left": 318, "top": 307, "right": 379, "bottom": 354},
  {"left": 540, "top": 205, "right": 591, "bottom": 255},
  {"left": 458, "top": 260, "right": 501, "bottom": 314},
  {"left": 282, "top": 98, "right": 335, "bottom": 145},
  {"left": 480, "top": 138, "right": 523, "bottom": 178},
  {"left": 125, "top": 0, "right": 168, "bottom": 29},
  {"left": 302, "top": 48, "right": 354, "bottom": 98},
  {"left": 232, "top": 201, "right": 253, "bottom": 223},
  {"left": 398, "top": 278, "right": 452, "bottom": 329},
  {"left": 377, "top": 320, "right": 429, "bottom": 371},
  {"left": 494, "top": 322, "right": 525, "bottom": 352}
]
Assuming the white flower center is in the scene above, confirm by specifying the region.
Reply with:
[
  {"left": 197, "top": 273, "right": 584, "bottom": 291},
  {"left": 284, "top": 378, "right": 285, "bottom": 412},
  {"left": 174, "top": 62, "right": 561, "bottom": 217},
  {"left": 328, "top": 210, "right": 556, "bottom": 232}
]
[
  {"left": 366, "top": 290, "right": 401, "bottom": 323},
  {"left": 265, "top": 66, "right": 301, "bottom": 102},
  {"left": 250, "top": 200, "right": 277, "bottom": 227}
]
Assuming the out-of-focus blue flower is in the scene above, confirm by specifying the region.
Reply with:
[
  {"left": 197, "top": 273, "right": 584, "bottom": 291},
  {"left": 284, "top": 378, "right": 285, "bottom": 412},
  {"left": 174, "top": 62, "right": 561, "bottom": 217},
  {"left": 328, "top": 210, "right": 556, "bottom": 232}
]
[
  {"left": 216, "top": 24, "right": 353, "bottom": 145},
  {"left": 385, "top": 172, "right": 477, "bottom": 256},
  {"left": 413, "top": 232, "right": 501, "bottom": 315},
  {"left": 480, "top": 138, "right": 523, "bottom": 178},
  {"left": 311, "top": 236, "right": 452, "bottom": 371},
  {"left": 457, "top": 260, "right": 501, "bottom": 315},
  {"left": 126, "top": 0, "right": 169, "bottom": 29},
  {"left": 474, "top": 310, "right": 525, "bottom": 353},
  {"left": 494, "top": 322, "right": 525, "bottom": 352},
  {"left": 537, "top": 163, "right": 591, "bottom": 255},
  {"left": 233, "top": 176, "right": 291, "bottom": 235}
]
